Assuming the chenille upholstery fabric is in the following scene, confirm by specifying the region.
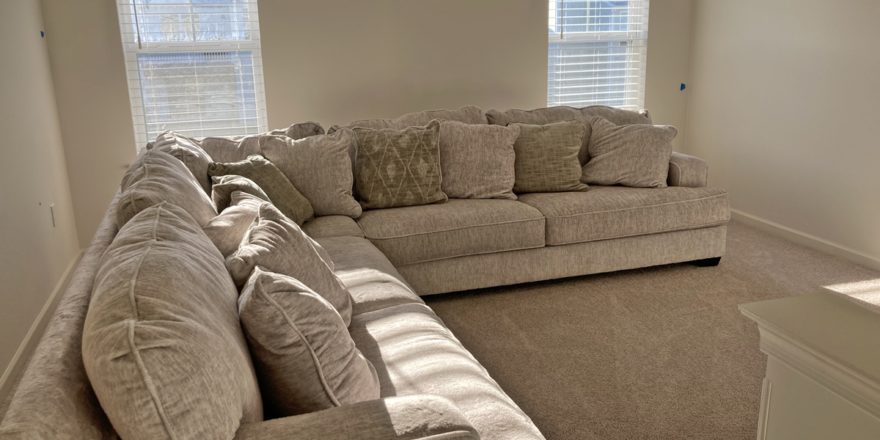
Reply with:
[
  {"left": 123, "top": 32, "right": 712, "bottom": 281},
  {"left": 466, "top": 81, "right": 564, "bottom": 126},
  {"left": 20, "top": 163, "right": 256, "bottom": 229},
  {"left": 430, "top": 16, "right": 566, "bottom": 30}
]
[
  {"left": 118, "top": 149, "right": 217, "bottom": 227},
  {"left": 398, "top": 226, "right": 727, "bottom": 295},
  {"left": 261, "top": 129, "right": 361, "bottom": 218},
  {"left": 275, "top": 121, "right": 325, "bottom": 140},
  {"left": 199, "top": 124, "right": 324, "bottom": 163},
  {"left": 82, "top": 203, "right": 263, "bottom": 440},
  {"left": 302, "top": 215, "right": 365, "bottom": 239},
  {"left": 582, "top": 117, "right": 677, "bottom": 188},
  {"left": 211, "top": 174, "right": 270, "bottom": 212},
  {"left": 226, "top": 203, "right": 352, "bottom": 325},
  {"left": 511, "top": 121, "right": 588, "bottom": 193},
  {"left": 233, "top": 395, "right": 478, "bottom": 440},
  {"left": 239, "top": 268, "right": 379, "bottom": 417},
  {"left": 668, "top": 151, "right": 710, "bottom": 187},
  {"left": 357, "top": 199, "right": 545, "bottom": 266},
  {"left": 208, "top": 155, "right": 314, "bottom": 225},
  {"left": 518, "top": 186, "right": 730, "bottom": 246},
  {"left": 353, "top": 121, "right": 447, "bottom": 209},
  {"left": 336, "top": 105, "right": 487, "bottom": 131},
  {"left": 439, "top": 121, "right": 520, "bottom": 199},
  {"left": 317, "top": 236, "right": 424, "bottom": 316},
  {"left": 487, "top": 105, "right": 652, "bottom": 164},
  {"left": 149, "top": 131, "right": 214, "bottom": 193},
  {"left": 203, "top": 191, "right": 265, "bottom": 257},
  {"left": 349, "top": 304, "right": 545, "bottom": 440}
]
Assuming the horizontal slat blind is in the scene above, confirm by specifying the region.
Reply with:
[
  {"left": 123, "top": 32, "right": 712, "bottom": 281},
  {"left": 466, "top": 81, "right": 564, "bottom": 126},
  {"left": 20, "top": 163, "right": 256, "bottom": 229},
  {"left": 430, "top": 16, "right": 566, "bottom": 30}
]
[
  {"left": 547, "top": 0, "right": 650, "bottom": 110},
  {"left": 117, "top": 0, "right": 267, "bottom": 148}
]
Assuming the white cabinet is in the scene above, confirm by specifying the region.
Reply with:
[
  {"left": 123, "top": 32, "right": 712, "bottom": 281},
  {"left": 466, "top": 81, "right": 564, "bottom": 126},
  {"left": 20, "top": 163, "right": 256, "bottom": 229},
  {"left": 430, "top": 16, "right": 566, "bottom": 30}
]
[{"left": 740, "top": 293, "right": 880, "bottom": 440}]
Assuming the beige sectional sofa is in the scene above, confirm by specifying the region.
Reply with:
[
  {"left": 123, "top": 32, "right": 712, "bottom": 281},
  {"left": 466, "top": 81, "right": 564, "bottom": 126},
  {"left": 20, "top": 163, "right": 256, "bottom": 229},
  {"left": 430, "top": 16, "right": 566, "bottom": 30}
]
[{"left": 0, "top": 105, "right": 729, "bottom": 439}]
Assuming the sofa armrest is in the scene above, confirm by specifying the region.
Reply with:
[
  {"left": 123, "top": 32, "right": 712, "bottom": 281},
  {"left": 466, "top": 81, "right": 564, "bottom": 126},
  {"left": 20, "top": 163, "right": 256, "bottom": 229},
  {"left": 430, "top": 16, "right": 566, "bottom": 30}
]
[
  {"left": 667, "top": 152, "right": 709, "bottom": 187},
  {"left": 234, "top": 395, "right": 479, "bottom": 440}
]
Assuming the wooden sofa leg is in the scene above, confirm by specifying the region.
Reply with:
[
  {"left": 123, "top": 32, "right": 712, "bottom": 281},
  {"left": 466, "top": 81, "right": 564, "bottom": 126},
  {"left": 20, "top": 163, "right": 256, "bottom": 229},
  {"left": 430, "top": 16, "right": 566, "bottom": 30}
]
[{"left": 692, "top": 257, "right": 721, "bottom": 267}]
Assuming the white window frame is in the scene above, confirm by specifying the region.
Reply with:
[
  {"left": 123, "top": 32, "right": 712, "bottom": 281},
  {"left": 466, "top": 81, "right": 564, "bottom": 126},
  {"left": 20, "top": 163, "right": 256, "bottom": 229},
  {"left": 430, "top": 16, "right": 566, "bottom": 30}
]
[
  {"left": 547, "top": 0, "right": 650, "bottom": 110},
  {"left": 116, "top": 0, "right": 268, "bottom": 149}
]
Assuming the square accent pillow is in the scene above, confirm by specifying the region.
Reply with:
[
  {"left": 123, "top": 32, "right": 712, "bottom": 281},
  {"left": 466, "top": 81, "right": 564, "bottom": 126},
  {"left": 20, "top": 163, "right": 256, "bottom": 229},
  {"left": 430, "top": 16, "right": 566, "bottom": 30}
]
[
  {"left": 582, "top": 117, "right": 677, "bottom": 188},
  {"left": 439, "top": 121, "right": 520, "bottom": 199},
  {"left": 261, "top": 129, "right": 361, "bottom": 218},
  {"left": 226, "top": 202, "right": 352, "bottom": 325},
  {"left": 352, "top": 120, "right": 447, "bottom": 209},
  {"left": 208, "top": 155, "right": 314, "bottom": 225},
  {"left": 511, "top": 121, "right": 588, "bottom": 193},
  {"left": 239, "top": 267, "right": 379, "bottom": 417},
  {"left": 211, "top": 174, "right": 270, "bottom": 212},
  {"left": 83, "top": 202, "right": 262, "bottom": 440}
]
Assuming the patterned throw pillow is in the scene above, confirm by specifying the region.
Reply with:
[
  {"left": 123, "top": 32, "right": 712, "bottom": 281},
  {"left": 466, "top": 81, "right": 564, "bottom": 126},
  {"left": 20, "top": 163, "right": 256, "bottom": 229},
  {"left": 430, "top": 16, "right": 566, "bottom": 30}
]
[
  {"left": 582, "top": 117, "right": 677, "bottom": 188},
  {"left": 511, "top": 121, "right": 588, "bottom": 193},
  {"left": 352, "top": 120, "right": 447, "bottom": 209},
  {"left": 208, "top": 155, "right": 314, "bottom": 225}
]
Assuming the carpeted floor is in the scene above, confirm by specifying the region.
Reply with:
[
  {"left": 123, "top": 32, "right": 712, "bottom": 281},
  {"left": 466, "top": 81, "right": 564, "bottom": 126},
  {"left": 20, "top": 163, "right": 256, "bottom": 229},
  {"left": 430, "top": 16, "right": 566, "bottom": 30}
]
[{"left": 424, "top": 220, "right": 880, "bottom": 440}]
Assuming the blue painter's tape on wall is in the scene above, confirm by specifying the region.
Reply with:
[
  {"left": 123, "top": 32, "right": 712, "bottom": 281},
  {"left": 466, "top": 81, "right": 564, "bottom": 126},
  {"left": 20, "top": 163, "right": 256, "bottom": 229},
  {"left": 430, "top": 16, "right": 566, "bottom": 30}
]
[{"left": 680, "top": 83, "right": 687, "bottom": 91}]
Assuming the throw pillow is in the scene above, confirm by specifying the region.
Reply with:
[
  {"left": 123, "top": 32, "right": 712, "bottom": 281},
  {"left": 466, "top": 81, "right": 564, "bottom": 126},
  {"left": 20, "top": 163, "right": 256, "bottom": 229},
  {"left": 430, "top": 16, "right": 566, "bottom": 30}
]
[
  {"left": 226, "top": 202, "right": 352, "bottom": 325},
  {"left": 352, "top": 120, "right": 447, "bottom": 209},
  {"left": 118, "top": 150, "right": 217, "bottom": 227},
  {"left": 439, "top": 121, "right": 520, "bottom": 199},
  {"left": 511, "top": 121, "right": 588, "bottom": 193},
  {"left": 211, "top": 174, "right": 270, "bottom": 212},
  {"left": 149, "top": 131, "right": 214, "bottom": 193},
  {"left": 261, "top": 129, "right": 361, "bottom": 218},
  {"left": 83, "top": 202, "right": 262, "bottom": 440},
  {"left": 203, "top": 191, "right": 264, "bottom": 257},
  {"left": 582, "top": 117, "right": 677, "bottom": 188},
  {"left": 208, "top": 155, "right": 314, "bottom": 225},
  {"left": 239, "top": 267, "right": 379, "bottom": 417}
]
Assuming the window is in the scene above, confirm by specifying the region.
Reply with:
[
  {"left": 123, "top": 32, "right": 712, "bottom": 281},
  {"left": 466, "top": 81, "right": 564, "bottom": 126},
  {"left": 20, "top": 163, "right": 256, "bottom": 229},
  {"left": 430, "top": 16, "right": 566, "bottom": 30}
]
[
  {"left": 116, "top": 0, "right": 267, "bottom": 148},
  {"left": 547, "top": 1, "right": 649, "bottom": 109}
]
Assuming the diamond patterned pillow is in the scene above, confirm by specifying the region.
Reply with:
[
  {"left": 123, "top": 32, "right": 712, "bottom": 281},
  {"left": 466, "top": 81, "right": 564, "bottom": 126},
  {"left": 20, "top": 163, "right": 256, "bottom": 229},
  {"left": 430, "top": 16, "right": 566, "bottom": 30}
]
[{"left": 352, "top": 120, "right": 447, "bottom": 209}]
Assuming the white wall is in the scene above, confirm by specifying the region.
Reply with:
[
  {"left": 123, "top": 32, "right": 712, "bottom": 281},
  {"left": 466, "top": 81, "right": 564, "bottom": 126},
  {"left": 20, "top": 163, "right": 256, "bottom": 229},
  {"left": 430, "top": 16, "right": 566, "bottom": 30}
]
[
  {"left": 685, "top": 0, "right": 880, "bottom": 268},
  {"left": 0, "top": 0, "right": 81, "bottom": 380}
]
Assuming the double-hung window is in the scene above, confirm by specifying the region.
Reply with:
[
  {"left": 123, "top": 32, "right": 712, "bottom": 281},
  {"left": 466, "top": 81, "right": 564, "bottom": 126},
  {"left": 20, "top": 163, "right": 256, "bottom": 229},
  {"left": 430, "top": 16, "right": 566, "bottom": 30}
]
[
  {"left": 547, "top": 1, "right": 650, "bottom": 109},
  {"left": 116, "top": 0, "right": 268, "bottom": 148}
]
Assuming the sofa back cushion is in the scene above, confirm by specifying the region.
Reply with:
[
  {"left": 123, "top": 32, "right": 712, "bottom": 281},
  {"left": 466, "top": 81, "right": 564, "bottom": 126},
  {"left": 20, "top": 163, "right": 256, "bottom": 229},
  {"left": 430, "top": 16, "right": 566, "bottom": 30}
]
[
  {"left": 352, "top": 121, "right": 447, "bottom": 209},
  {"left": 198, "top": 122, "right": 325, "bottom": 163},
  {"left": 82, "top": 202, "right": 263, "bottom": 440},
  {"left": 438, "top": 121, "right": 520, "bottom": 200},
  {"left": 149, "top": 131, "right": 214, "bottom": 193},
  {"left": 211, "top": 174, "right": 271, "bottom": 212},
  {"left": 204, "top": 191, "right": 265, "bottom": 257},
  {"left": 261, "top": 129, "right": 362, "bottom": 218},
  {"left": 208, "top": 155, "right": 315, "bottom": 225},
  {"left": 486, "top": 105, "right": 652, "bottom": 164},
  {"left": 337, "top": 105, "right": 487, "bottom": 131},
  {"left": 239, "top": 267, "right": 379, "bottom": 417},
  {"left": 118, "top": 149, "right": 217, "bottom": 227}
]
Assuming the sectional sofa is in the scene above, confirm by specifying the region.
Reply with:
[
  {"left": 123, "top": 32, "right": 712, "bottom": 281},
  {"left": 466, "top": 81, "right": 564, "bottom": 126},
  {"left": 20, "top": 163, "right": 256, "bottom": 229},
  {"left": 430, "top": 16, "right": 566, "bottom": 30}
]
[{"left": 0, "top": 105, "right": 729, "bottom": 440}]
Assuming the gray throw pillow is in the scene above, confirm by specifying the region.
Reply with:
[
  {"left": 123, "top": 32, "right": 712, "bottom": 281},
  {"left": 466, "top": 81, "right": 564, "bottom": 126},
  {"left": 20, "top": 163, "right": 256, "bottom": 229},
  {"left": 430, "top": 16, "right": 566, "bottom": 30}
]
[
  {"left": 261, "top": 129, "right": 361, "bottom": 218},
  {"left": 439, "top": 121, "right": 520, "bottom": 200},
  {"left": 83, "top": 202, "right": 262, "bottom": 440},
  {"left": 352, "top": 120, "right": 447, "bottom": 209},
  {"left": 211, "top": 174, "right": 270, "bottom": 212},
  {"left": 239, "top": 267, "right": 379, "bottom": 417},
  {"left": 226, "top": 203, "right": 352, "bottom": 325},
  {"left": 582, "top": 117, "right": 677, "bottom": 188},
  {"left": 208, "top": 155, "right": 314, "bottom": 225},
  {"left": 511, "top": 121, "right": 588, "bottom": 193}
]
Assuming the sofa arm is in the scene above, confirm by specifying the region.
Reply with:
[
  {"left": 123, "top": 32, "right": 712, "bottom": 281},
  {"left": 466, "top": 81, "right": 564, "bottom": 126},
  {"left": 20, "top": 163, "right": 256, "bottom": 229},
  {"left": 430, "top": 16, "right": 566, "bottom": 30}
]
[
  {"left": 234, "top": 395, "right": 479, "bottom": 440},
  {"left": 667, "top": 152, "right": 709, "bottom": 187}
]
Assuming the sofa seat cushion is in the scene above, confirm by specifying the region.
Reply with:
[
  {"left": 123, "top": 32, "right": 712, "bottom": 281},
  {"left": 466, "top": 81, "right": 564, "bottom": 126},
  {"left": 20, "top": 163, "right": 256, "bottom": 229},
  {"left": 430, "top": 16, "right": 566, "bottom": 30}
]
[
  {"left": 357, "top": 199, "right": 545, "bottom": 266},
  {"left": 349, "top": 304, "right": 544, "bottom": 440},
  {"left": 317, "top": 236, "right": 424, "bottom": 315},
  {"left": 518, "top": 186, "right": 730, "bottom": 246},
  {"left": 303, "top": 215, "right": 365, "bottom": 239}
]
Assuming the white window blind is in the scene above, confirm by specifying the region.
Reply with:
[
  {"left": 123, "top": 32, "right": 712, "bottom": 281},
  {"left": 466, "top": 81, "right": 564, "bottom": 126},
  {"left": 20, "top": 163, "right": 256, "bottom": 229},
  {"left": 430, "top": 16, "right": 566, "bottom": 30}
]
[
  {"left": 116, "top": 0, "right": 268, "bottom": 148},
  {"left": 547, "top": 0, "right": 649, "bottom": 110}
]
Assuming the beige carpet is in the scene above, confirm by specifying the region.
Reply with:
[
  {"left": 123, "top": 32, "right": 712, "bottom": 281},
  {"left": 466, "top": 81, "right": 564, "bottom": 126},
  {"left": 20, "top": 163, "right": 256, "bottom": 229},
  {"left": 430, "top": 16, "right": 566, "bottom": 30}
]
[{"left": 425, "top": 220, "right": 880, "bottom": 440}]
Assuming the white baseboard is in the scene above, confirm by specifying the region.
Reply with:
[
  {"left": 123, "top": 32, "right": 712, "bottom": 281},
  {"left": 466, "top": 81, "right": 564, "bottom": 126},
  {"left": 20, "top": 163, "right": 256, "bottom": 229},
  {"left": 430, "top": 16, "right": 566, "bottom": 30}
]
[
  {"left": 0, "top": 252, "right": 83, "bottom": 403},
  {"left": 731, "top": 209, "right": 880, "bottom": 272}
]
